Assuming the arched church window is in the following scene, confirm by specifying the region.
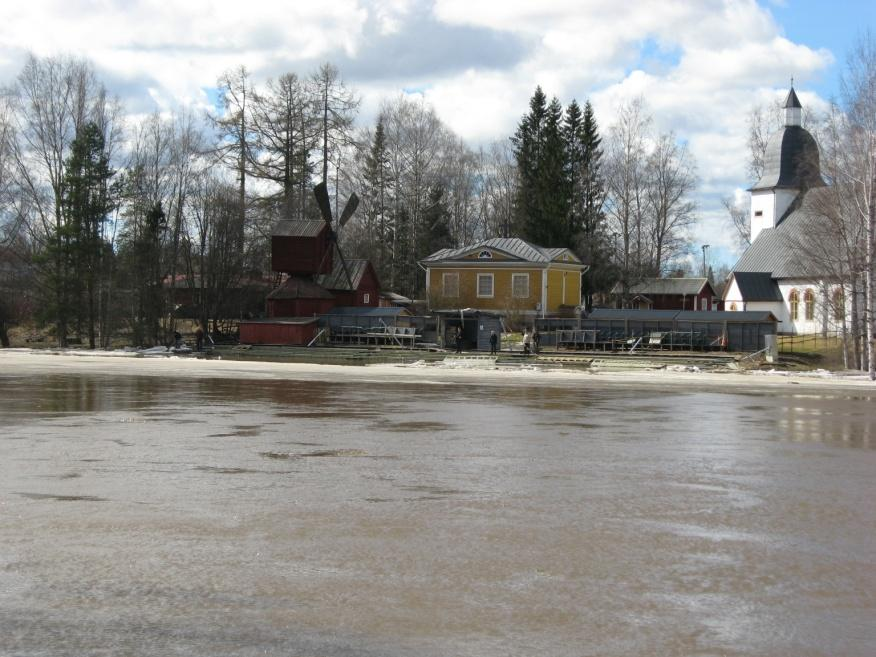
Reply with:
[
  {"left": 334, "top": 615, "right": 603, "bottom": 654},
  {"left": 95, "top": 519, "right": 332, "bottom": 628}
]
[
  {"left": 804, "top": 289, "right": 815, "bottom": 320},
  {"left": 833, "top": 288, "right": 845, "bottom": 321},
  {"left": 789, "top": 289, "right": 799, "bottom": 320},
  {"left": 729, "top": 302, "right": 738, "bottom": 311}
]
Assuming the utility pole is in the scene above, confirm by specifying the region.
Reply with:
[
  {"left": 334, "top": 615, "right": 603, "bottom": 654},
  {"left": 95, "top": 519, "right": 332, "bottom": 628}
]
[{"left": 702, "top": 244, "right": 710, "bottom": 278}]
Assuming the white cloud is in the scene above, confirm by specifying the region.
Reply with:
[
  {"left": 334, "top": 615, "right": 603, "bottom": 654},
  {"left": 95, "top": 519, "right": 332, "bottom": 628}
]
[{"left": 0, "top": 0, "right": 838, "bottom": 264}]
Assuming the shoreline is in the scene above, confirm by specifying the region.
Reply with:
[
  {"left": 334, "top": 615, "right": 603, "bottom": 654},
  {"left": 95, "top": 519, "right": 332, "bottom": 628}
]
[{"left": 1, "top": 348, "right": 874, "bottom": 393}]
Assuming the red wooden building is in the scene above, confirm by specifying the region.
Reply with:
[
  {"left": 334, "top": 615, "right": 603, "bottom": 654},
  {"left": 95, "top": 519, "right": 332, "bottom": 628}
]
[
  {"left": 611, "top": 278, "right": 721, "bottom": 311},
  {"left": 240, "top": 187, "right": 382, "bottom": 345},
  {"left": 271, "top": 220, "right": 333, "bottom": 275},
  {"left": 239, "top": 317, "right": 320, "bottom": 345},
  {"left": 316, "top": 259, "right": 380, "bottom": 308}
]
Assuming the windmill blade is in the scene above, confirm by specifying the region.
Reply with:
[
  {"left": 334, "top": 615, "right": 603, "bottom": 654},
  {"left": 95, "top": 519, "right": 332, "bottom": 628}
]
[
  {"left": 313, "top": 181, "right": 333, "bottom": 224},
  {"left": 338, "top": 193, "right": 359, "bottom": 228},
  {"left": 335, "top": 242, "right": 355, "bottom": 291}
]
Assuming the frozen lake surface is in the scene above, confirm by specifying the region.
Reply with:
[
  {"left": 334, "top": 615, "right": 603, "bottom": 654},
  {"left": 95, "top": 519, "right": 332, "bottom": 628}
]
[{"left": 1, "top": 355, "right": 875, "bottom": 656}]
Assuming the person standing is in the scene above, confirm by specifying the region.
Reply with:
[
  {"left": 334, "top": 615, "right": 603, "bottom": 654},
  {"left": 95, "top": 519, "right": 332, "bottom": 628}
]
[
  {"left": 489, "top": 330, "right": 498, "bottom": 355},
  {"left": 194, "top": 324, "right": 204, "bottom": 352},
  {"left": 523, "top": 329, "right": 532, "bottom": 355},
  {"left": 533, "top": 328, "right": 541, "bottom": 354},
  {"left": 455, "top": 326, "right": 463, "bottom": 353}
]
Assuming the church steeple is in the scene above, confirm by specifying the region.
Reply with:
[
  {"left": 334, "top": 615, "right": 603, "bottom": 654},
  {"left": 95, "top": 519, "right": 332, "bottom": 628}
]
[
  {"left": 749, "top": 84, "right": 824, "bottom": 242},
  {"left": 784, "top": 86, "right": 802, "bottom": 127}
]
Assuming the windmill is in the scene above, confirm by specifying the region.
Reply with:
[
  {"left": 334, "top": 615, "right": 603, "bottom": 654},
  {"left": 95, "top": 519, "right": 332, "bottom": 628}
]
[
  {"left": 313, "top": 181, "right": 359, "bottom": 291},
  {"left": 266, "top": 181, "right": 369, "bottom": 320}
]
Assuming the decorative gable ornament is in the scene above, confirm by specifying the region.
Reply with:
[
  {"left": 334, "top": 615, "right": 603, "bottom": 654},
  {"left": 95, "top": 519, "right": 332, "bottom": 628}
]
[{"left": 478, "top": 250, "right": 493, "bottom": 259}]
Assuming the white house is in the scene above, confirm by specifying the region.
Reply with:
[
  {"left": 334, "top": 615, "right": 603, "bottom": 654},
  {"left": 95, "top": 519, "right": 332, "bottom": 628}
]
[{"left": 723, "top": 87, "right": 841, "bottom": 334}]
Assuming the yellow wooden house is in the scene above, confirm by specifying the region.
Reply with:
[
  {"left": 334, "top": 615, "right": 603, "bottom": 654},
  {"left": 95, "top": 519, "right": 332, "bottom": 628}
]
[{"left": 420, "top": 238, "right": 588, "bottom": 317}]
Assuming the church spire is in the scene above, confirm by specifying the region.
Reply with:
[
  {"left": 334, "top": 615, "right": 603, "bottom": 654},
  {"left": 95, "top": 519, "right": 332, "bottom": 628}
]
[{"left": 784, "top": 85, "right": 802, "bottom": 127}]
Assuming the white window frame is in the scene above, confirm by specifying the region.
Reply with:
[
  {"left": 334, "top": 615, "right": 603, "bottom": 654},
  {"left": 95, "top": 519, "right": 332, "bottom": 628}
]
[
  {"left": 363, "top": 293, "right": 370, "bottom": 304},
  {"left": 511, "top": 273, "right": 529, "bottom": 299},
  {"left": 442, "top": 272, "right": 459, "bottom": 298},
  {"left": 477, "top": 273, "right": 494, "bottom": 298}
]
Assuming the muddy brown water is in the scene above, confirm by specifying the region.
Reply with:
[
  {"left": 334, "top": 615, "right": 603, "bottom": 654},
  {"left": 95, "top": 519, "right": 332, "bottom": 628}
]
[{"left": 1, "top": 368, "right": 875, "bottom": 656}]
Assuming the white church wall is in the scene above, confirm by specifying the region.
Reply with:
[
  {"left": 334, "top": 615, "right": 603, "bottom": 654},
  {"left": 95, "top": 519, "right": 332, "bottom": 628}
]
[
  {"left": 778, "top": 279, "right": 822, "bottom": 334},
  {"left": 723, "top": 278, "right": 744, "bottom": 310},
  {"left": 750, "top": 189, "right": 799, "bottom": 242},
  {"left": 750, "top": 191, "right": 774, "bottom": 242}
]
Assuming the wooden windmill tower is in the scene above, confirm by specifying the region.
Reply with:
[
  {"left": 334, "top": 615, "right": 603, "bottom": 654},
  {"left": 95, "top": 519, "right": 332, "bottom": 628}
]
[{"left": 266, "top": 182, "right": 359, "bottom": 318}]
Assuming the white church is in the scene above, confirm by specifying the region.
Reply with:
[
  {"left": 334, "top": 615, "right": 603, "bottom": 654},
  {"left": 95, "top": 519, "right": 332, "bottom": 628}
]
[{"left": 723, "top": 87, "right": 840, "bottom": 334}]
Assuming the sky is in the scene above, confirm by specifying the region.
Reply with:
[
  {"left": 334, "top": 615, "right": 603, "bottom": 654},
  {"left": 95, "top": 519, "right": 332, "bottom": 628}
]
[{"left": 1, "top": 0, "right": 874, "bottom": 270}]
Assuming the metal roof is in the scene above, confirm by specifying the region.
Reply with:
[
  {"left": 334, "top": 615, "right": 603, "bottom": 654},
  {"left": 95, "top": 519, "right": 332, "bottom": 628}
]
[
  {"left": 272, "top": 220, "right": 327, "bottom": 238},
  {"left": 733, "top": 186, "right": 834, "bottom": 278},
  {"left": 751, "top": 125, "right": 825, "bottom": 191},
  {"left": 240, "top": 317, "right": 319, "bottom": 325},
  {"left": 784, "top": 87, "right": 802, "bottom": 109},
  {"left": 315, "top": 258, "right": 369, "bottom": 291},
  {"left": 421, "top": 238, "right": 580, "bottom": 264},
  {"left": 588, "top": 309, "right": 680, "bottom": 320},
  {"left": 611, "top": 277, "right": 711, "bottom": 296},
  {"left": 730, "top": 271, "right": 783, "bottom": 301},
  {"left": 587, "top": 308, "right": 776, "bottom": 323},
  {"left": 676, "top": 310, "right": 777, "bottom": 322}
]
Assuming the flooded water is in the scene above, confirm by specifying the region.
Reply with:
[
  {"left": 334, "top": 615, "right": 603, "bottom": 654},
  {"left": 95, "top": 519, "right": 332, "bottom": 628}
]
[{"left": 1, "top": 365, "right": 875, "bottom": 656}]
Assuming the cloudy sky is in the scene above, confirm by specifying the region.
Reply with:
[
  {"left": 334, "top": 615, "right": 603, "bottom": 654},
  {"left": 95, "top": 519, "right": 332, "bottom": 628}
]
[{"left": 1, "top": 0, "right": 873, "bottom": 268}]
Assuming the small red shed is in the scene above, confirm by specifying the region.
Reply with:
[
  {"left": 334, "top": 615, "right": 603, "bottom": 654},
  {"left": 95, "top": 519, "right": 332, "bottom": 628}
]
[
  {"left": 239, "top": 317, "right": 320, "bottom": 345},
  {"left": 316, "top": 259, "right": 380, "bottom": 308}
]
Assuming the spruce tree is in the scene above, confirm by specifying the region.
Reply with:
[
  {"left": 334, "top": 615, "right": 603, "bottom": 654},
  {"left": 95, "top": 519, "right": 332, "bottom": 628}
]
[
  {"left": 362, "top": 118, "right": 391, "bottom": 282},
  {"left": 534, "top": 96, "right": 570, "bottom": 246},
  {"left": 579, "top": 100, "right": 609, "bottom": 310},
  {"left": 61, "top": 122, "right": 114, "bottom": 348},
  {"left": 511, "top": 87, "right": 547, "bottom": 239}
]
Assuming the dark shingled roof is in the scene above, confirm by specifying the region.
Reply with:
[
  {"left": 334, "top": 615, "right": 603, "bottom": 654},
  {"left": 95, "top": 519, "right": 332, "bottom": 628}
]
[
  {"left": 731, "top": 271, "right": 783, "bottom": 302},
  {"left": 784, "top": 87, "right": 802, "bottom": 109},
  {"left": 316, "top": 258, "right": 369, "bottom": 291},
  {"left": 266, "top": 277, "right": 334, "bottom": 300},
  {"left": 271, "top": 220, "right": 327, "bottom": 238},
  {"left": 733, "top": 186, "right": 835, "bottom": 279},
  {"left": 751, "top": 125, "right": 825, "bottom": 191}
]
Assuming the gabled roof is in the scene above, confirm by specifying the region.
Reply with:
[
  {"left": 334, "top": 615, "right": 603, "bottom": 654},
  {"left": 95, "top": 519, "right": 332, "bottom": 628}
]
[
  {"left": 421, "top": 237, "right": 580, "bottom": 265},
  {"left": 266, "top": 277, "right": 334, "bottom": 300},
  {"left": 610, "top": 278, "right": 713, "bottom": 296},
  {"left": 315, "top": 258, "right": 371, "bottom": 292},
  {"left": 728, "top": 271, "right": 783, "bottom": 302},
  {"left": 272, "top": 220, "right": 328, "bottom": 238},
  {"left": 733, "top": 186, "right": 834, "bottom": 279}
]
